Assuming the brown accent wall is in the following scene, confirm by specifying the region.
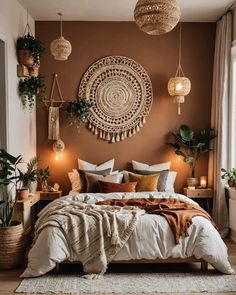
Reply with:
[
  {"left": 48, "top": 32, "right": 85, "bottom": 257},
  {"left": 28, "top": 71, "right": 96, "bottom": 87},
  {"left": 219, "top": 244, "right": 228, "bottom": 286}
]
[{"left": 36, "top": 21, "right": 215, "bottom": 194}]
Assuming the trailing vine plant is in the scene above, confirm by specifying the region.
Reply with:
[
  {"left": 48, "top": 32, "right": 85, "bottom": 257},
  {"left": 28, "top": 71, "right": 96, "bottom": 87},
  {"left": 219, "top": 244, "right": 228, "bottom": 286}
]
[
  {"left": 66, "top": 98, "right": 93, "bottom": 128},
  {"left": 19, "top": 76, "right": 46, "bottom": 110}
]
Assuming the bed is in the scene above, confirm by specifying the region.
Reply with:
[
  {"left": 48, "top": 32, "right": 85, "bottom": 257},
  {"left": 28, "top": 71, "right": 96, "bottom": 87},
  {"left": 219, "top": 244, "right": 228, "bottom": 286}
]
[{"left": 21, "top": 191, "right": 235, "bottom": 277}]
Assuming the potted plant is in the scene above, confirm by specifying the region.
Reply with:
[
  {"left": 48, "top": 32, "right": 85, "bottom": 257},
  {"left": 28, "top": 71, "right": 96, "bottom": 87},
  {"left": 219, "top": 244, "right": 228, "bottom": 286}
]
[
  {"left": 19, "top": 75, "right": 46, "bottom": 109},
  {"left": 16, "top": 33, "right": 45, "bottom": 67},
  {"left": 0, "top": 149, "right": 26, "bottom": 269},
  {"left": 167, "top": 125, "right": 216, "bottom": 187},
  {"left": 221, "top": 168, "right": 236, "bottom": 187},
  {"left": 38, "top": 166, "right": 50, "bottom": 191},
  {"left": 66, "top": 98, "right": 93, "bottom": 129}
]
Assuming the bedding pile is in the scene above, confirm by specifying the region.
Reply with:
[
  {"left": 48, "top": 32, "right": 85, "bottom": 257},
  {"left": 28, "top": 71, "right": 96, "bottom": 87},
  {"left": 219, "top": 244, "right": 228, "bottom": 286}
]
[
  {"left": 21, "top": 192, "right": 235, "bottom": 277},
  {"left": 97, "top": 198, "right": 214, "bottom": 244}
]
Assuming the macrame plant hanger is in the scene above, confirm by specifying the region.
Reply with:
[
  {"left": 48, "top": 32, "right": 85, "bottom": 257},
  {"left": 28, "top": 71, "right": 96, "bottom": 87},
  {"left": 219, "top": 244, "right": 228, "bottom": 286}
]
[{"left": 47, "top": 74, "right": 65, "bottom": 140}]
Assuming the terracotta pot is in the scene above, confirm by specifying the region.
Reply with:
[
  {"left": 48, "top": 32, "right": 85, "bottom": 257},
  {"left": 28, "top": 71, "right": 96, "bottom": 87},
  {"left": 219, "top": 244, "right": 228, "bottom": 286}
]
[
  {"left": 0, "top": 221, "right": 25, "bottom": 269},
  {"left": 228, "top": 180, "right": 235, "bottom": 187},
  {"left": 28, "top": 65, "right": 39, "bottom": 77},
  {"left": 16, "top": 188, "right": 29, "bottom": 200},
  {"left": 17, "top": 49, "right": 34, "bottom": 67},
  {"left": 187, "top": 177, "right": 199, "bottom": 188}
]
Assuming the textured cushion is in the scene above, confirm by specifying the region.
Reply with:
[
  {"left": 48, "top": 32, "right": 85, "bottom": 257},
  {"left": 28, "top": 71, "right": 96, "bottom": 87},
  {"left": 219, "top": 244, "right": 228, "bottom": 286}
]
[
  {"left": 134, "top": 169, "right": 169, "bottom": 192},
  {"left": 79, "top": 169, "right": 111, "bottom": 193},
  {"left": 132, "top": 160, "right": 171, "bottom": 172},
  {"left": 68, "top": 168, "right": 111, "bottom": 193},
  {"left": 78, "top": 159, "right": 115, "bottom": 172},
  {"left": 129, "top": 172, "right": 160, "bottom": 192},
  {"left": 85, "top": 172, "right": 122, "bottom": 193},
  {"left": 98, "top": 181, "right": 137, "bottom": 193}
]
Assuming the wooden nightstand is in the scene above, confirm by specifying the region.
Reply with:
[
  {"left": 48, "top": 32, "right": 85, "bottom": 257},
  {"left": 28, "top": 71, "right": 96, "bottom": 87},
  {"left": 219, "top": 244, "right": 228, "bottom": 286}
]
[
  {"left": 183, "top": 188, "right": 213, "bottom": 214},
  {"left": 36, "top": 190, "right": 63, "bottom": 201}
]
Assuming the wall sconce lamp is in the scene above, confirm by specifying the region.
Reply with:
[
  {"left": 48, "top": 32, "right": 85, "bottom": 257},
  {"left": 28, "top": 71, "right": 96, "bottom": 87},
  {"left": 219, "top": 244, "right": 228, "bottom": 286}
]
[{"left": 53, "top": 138, "right": 65, "bottom": 160}]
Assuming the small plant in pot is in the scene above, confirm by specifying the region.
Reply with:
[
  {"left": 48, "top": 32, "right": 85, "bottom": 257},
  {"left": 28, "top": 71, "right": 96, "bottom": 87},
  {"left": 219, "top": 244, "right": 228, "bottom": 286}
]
[
  {"left": 38, "top": 166, "right": 50, "bottom": 192},
  {"left": 167, "top": 125, "right": 216, "bottom": 187},
  {"left": 0, "top": 149, "right": 26, "bottom": 269},
  {"left": 221, "top": 168, "right": 236, "bottom": 187},
  {"left": 19, "top": 75, "right": 46, "bottom": 109},
  {"left": 16, "top": 33, "right": 45, "bottom": 67},
  {"left": 66, "top": 98, "right": 93, "bottom": 129}
]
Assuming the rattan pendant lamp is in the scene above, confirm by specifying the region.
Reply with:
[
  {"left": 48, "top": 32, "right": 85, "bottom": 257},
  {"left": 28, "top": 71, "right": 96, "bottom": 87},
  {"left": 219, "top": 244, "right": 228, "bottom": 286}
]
[
  {"left": 50, "top": 13, "right": 72, "bottom": 61},
  {"left": 168, "top": 23, "right": 191, "bottom": 115},
  {"left": 134, "top": 0, "right": 181, "bottom": 35}
]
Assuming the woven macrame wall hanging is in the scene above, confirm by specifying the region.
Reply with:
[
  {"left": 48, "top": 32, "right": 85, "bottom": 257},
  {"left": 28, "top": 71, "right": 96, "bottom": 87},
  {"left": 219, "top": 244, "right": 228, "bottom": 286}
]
[{"left": 78, "top": 56, "right": 153, "bottom": 143}]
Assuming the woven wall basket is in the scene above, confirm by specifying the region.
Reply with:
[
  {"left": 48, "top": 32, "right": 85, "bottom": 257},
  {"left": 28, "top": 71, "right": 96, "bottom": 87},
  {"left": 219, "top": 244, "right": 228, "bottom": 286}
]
[{"left": 78, "top": 56, "right": 153, "bottom": 143}]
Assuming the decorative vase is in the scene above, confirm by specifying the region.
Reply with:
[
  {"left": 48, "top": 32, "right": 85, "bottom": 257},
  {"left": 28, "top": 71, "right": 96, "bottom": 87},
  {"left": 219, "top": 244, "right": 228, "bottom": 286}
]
[
  {"left": 17, "top": 49, "right": 34, "bottom": 67},
  {"left": 41, "top": 179, "right": 48, "bottom": 192},
  {"left": 16, "top": 188, "right": 29, "bottom": 200},
  {"left": 187, "top": 177, "right": 199, "bottom": 188},
  {"left": 0, "top": 221, "right": 25, "bottom": 269},
  {"left": 28, "top": 181, "right": 37, "bottom": 193}
]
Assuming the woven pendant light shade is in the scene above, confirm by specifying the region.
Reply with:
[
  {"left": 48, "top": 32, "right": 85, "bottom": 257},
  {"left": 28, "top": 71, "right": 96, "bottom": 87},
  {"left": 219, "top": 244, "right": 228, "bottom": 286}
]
[
  {"left": 168, "top": 23, "right": 191, "bottom": 115},
  {"left": 50, "top": 13, "right": 72, "bottom": 61},
  {"left": 134, "top": 0, "right": 181, "bottom": 35}
]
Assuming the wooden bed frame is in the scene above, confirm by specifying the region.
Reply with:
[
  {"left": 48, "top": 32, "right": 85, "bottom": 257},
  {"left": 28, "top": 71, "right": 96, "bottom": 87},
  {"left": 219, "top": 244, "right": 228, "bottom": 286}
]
[{"left": 55, "top": 257, "right": 208, "bottom": 273}]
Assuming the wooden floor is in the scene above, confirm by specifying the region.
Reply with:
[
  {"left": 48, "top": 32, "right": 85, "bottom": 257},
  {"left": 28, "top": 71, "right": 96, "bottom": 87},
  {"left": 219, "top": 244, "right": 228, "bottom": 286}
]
[{"left": 0, "top": 239, "right": 235, "bottom": 295}]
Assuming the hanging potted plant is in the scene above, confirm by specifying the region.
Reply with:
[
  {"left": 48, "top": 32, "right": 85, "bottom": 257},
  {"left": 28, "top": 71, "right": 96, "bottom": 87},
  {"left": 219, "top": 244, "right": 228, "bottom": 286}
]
[
  {"left": 66, "top": 98, "right": 93, "bottom": 129},
  {"left": 19, "top": 75, "right": 46, "bottom": 109},
  {"left": 16, "top": 33, "right": 45, "bottom": 68},
  {"left": 167, "top": 125, "right": 216, "bottom": 187},
  {"left": 0, "top": 149, "right": 26, "bottom": 269}
]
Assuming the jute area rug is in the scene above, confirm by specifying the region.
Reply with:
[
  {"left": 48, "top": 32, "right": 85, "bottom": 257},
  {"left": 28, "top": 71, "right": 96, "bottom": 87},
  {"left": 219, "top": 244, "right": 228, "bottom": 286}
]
[{"left": 15, "top": 271, "right": 236, "bottom": 294}]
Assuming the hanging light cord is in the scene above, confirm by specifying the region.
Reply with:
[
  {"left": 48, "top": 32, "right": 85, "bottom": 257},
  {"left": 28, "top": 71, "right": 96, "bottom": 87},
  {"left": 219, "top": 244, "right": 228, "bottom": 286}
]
[
  {"left": 58, "top": 12, "right": 63, "bottom": 37},
  {"left": 175, "top": 23, "right": 185, "bottom": 77}
]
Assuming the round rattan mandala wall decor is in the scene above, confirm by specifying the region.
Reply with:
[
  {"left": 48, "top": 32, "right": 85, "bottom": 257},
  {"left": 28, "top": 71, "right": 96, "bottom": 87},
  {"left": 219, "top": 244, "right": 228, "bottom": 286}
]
[{"left": 78, "top": 56, "right": 153, "bottom": 143}]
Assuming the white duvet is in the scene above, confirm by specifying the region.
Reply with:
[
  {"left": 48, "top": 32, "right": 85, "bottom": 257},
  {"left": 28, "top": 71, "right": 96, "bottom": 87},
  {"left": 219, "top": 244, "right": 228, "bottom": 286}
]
[{"left": 21, "top": 192, "right": 235, "bottom": 277}]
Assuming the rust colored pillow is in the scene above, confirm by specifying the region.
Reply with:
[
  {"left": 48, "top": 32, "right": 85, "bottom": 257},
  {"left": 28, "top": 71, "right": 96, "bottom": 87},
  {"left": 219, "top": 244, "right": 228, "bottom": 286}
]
[
  {"left": 129, "top": 172, "right": 160, "bottom": 192},
  {"left": 98, "top": 181, "right": 137, "bottom": 193}
]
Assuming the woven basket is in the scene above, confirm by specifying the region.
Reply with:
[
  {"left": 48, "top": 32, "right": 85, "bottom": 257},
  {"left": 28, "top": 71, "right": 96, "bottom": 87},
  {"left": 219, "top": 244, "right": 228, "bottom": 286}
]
[{"left": 0, "top": 221, "right": 26, "bottom": 269}]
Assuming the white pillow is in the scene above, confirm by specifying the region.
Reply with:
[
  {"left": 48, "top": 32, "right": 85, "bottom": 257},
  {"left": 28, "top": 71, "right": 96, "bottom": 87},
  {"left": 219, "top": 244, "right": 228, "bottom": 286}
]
[
  {"left": 132, "top": 160, "right": 171, "bottom": 172},
  {"left": 165, "top": 171, "right": 177, "bottom": 193},
  {"left": 78, "top": 159, "right": 115, "bottom": 172}
]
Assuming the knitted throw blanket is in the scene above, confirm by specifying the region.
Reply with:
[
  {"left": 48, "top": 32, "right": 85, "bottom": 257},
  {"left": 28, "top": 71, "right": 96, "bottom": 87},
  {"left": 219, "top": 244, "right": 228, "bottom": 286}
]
[
  {"left": 34, "top": 199, "right": 144, "bottom": 275},
  {"left": 97, "top": 198, "right": 214, "bottom": 244}
]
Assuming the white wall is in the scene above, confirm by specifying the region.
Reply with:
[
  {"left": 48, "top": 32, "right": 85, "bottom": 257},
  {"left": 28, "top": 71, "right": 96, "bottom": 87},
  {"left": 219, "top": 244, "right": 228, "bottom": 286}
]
[{"left": 0, "top": 0, "right": 36, "bottom": 161}]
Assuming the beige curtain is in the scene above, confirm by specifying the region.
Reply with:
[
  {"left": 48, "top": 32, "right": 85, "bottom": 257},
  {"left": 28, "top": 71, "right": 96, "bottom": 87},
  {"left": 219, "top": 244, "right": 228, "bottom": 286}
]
[{"left": 208, "top": 12, "right": 232, "bottom": 237}]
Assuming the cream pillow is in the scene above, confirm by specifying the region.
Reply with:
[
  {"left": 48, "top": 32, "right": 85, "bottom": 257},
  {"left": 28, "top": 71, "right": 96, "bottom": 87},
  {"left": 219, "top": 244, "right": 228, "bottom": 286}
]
[
  {"left": 165, "top": 171, "right": 177, "bottom": 193},
  {"left": 132, "top": 160, "right": 171, "bottom": 172},
  {"left": 78, "top": 159, "right": 115, "bottom": 172}
]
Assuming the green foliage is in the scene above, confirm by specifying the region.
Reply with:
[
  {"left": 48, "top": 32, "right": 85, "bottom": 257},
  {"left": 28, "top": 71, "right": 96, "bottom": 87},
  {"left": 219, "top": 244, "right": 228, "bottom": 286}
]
[
  {"left": 19, "top": 76, "right": 45, "bottom": 109},
  {"left": 167, "top": 125, "right": 216, "bottom": 177},
  {"left": 37, "top": 166, "right": 50, "bottom": 181},
  {"left": 16, "top": 33, "right": 45, "bottom": 65},
  {"left": 221, "top": 168, "right": 236, "bottom": 182},
  {"left": 66, "top": 98, "right": 93, "bottom": 128},
  {"left": 0, "top": 150, "right": 23, "bottom": 227},
  {"left": 18, "top": 156, "right": 39, "bottom": 188}
]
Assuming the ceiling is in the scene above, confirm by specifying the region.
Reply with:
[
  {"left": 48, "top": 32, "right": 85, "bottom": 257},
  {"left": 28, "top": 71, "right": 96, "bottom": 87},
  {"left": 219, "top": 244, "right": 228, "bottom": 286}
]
[{"left": 18, "top": 0, "right": 235, "bottom": 22}]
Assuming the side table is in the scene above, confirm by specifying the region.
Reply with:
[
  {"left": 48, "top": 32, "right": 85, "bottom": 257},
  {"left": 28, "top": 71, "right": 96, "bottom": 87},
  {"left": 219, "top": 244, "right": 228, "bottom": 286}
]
[{"left": 183, "top": 188, "right": 213, "bottom": 214}]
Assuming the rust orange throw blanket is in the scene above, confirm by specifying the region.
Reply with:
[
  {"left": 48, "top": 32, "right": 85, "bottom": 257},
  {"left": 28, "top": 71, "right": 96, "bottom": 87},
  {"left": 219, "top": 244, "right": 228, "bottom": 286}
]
[{"left": 97, "top": 198, "right": 214, "bottom": 244}]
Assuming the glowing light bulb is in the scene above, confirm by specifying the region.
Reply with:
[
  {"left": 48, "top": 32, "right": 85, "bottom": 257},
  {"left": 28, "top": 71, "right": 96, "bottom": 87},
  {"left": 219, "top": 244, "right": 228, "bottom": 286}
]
[
  {"left": 178, "top": 155, "right": 181, "bottom": 161},
  {"left": 175, "top": 82, "right": 183, "bottom": 91}
]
